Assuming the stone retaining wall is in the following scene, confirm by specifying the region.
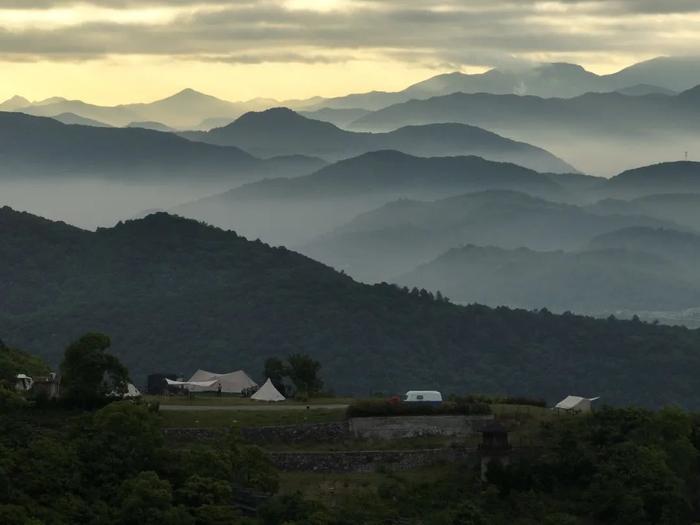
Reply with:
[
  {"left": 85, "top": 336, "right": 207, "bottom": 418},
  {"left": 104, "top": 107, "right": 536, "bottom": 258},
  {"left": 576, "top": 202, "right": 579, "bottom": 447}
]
[
  {"left": 268, "top": 447, "right": 480, "bottom": 473},
  {"left": 239, "top": 421, "right": 349, "bottom": 444},
  {"left": 163, "top": 415, "right": 494, "bottom": 445},
  {"left": 238, "top": 415, "right": 495, "bottom": 444},
  {"left": 349, "top": 415, "right": 494, "bottom": 440}
]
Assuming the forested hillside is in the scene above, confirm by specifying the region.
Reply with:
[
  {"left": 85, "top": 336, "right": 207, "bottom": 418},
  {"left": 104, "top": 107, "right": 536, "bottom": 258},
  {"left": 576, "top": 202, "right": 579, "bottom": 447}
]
[{"left": 3, "top": 207, "right": 700, "bottom": 407}]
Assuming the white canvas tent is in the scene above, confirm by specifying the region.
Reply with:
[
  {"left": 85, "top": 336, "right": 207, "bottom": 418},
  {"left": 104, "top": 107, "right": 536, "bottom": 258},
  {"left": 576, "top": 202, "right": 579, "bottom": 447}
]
[
  {"left": 15, "top": 373, "right": 33, "bottom": 392},
  {"left": 554, "top": 395, "right": 599, "bottom": 413},
  {"left": 251, "top": 378, "right": 286, "bottom": 402},
  {"left": 165, "top": 378, "right": 218, "bottom": 389},
  {"left": 108, "top": 382, "right": 142, "bottom": 399},
  {"left": 124, "top": 383, "right": 142, "bottom": 398},
  {"left": 187, "top": 369, "right": 257, "bottom": 394}
]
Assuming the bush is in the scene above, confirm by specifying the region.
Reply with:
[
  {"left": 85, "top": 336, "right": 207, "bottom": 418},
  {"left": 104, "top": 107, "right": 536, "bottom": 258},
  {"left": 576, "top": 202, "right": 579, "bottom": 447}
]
[
  {"left": 449, "top": 394, "right": 547, "bottom": 408},
  {"left": 346, "top": 399, "right": 491, "bottom": 418},
  {"left": 0, "top": 386, "right": 28, "bottom": 411}
]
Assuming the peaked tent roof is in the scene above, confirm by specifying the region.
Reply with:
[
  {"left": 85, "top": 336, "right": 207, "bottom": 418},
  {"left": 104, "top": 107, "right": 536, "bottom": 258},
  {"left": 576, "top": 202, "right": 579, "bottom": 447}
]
[
  {"left": 125, "top": 383, "right": 142, "bottom": 398},
  {"left": 166, "top": 378, "right": 218, "bottom": 388},
  {"left": 251, "top": 378, "right": 286, "bottom": 402},
  {"left": 187, "top": 369, "right": 258, "bottom": 393},
  {"left": 555, "top": 395, "right": 599, "bottom": 410}
]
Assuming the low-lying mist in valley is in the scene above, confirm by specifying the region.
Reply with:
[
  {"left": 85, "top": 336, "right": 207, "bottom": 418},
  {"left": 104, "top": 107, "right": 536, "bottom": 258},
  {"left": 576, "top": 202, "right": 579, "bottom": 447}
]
[{"left": 0, "top": 179, "right": 235, "bottom": 229}]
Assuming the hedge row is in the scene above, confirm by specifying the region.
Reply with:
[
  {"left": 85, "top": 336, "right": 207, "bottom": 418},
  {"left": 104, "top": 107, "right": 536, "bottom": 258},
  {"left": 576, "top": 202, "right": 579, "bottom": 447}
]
[{"left": 449, "top": 395, "right": 547, "bottom": 408}]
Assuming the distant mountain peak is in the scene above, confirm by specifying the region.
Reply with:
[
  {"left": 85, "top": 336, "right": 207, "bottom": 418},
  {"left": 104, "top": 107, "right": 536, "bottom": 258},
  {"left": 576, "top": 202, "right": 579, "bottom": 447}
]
[
  {"left": 537, "top": 62, "right": 587, "bottom": 72},
  {"left": 0, "top": 95, "right": 31, "bottom": 110},
  {"left": 171, "top": 88, "right": 208, "bottom": 98},
  {"left": 156, "top": 88, "right": 227, "bottom": 105},
  {"left": 4, "top": 95, "right": 29, "bottom": 104},
  {"left": 225, "top": 107, "right": 338, "bottom": 131},
  {"left": 679, "top": 84, "right": 700, "bottom": 99},
  {"left": 33, "top": 96, "right": 68, "bottom": 106},
  {"left": 239, "top": 107, "right": 304, "bottom": 120}
]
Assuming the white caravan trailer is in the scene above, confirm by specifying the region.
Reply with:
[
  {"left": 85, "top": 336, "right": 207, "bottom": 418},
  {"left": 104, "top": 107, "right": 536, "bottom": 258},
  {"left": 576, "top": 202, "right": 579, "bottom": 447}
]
[{"left": 404, "top": 390, "right": 443, "bottom": 404}]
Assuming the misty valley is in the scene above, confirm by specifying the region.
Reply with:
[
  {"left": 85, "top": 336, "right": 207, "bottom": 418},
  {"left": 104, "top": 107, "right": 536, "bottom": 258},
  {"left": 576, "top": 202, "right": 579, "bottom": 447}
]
[
  {"left": 8, "top": 4, "right": 700, "bottom": 522},
  {"left": 3, "top": 90, "right": 700, "bottom": 326}
]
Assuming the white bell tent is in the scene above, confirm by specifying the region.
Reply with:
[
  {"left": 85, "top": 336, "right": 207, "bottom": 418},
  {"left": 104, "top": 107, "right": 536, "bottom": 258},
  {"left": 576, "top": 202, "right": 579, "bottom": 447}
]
[{"left": 251, "top": 378, "right": 286, "bottom": 402}]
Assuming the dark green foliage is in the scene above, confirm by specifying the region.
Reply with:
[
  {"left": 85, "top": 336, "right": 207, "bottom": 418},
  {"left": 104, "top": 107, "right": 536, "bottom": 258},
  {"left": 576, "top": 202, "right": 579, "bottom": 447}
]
[
  {"left": 60, "top": 333, "right": 129, "bottom": 407},
  {"left": 258, "top": 492, "right": 331, "bottom": 525},
  {"left": 255, "top": 407, "right": 700, "bottom": 525},
  {"left": 451, "top": 394, "right": 547, "bottom": 408},
  {"left": 4, "top": 209, "right": 700, "bottom": 407},
  {"left": 263, "top": 357, "right": 289, "bottom": 397},
  {"left": 5, "top": 378, "right": 700, "bottom": 524},
  {"left": 346, "top": 399, "right": 492, "bottom": 418},
  {"left": 286, "top": 354, "right": 324, "bottom": 397},
  {"left": 262, "top": 354, "right": 324, "bottom": 398},
  {"left": 117, "top": 471, "right": 193, "bottom": 525},
  {"left": 0, "top": 401, "right": 278, "bottom": 524},
  {"left": 0, "top": 343, "right": 50, "bottom": 384}
]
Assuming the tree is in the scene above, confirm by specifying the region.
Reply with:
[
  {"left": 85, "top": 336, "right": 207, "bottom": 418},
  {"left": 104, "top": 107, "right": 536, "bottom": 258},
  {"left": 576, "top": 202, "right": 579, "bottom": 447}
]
[
  {"left": 59, "top": 333, "right": 129, "bottom": 407},
  {"left": 78, "top": 402, "right": 164, "bottom": 486},
  {"left": 0, "top": 344, "right": 50, "bottom": 384},
  {"left": 263, "top": 357, "right": 288, "bottom": 397},
  {"left": 286, "top": 354, "right": 323, "bottom": 397},
  {"left": 117, "top": 471, "right": 193, "bottom": 525}
]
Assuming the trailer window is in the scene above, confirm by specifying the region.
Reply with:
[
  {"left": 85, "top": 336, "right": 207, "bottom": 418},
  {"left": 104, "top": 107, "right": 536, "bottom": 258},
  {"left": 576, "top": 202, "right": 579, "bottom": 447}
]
[{"left": 417, "top": 394, "right": 424, "bottom": 400}]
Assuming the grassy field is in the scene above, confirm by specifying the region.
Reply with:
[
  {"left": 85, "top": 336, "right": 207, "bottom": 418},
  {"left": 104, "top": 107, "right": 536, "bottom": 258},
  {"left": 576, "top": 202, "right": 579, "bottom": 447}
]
[
  {"left": 146, "top": 394, "right": 353, "bottom": 406},
  {"left": 158, "top": 408, "right": 346, "bottom": 428}
]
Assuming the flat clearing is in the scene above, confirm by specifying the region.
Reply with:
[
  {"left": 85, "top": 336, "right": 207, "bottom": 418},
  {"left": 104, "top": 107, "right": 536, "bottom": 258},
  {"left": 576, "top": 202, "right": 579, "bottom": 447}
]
[
  {"left": 146, "top": 395, "right": 353, "bottom": 406},
  {"left": 159, "top": 408, "right": 345, "bottom": 428}
]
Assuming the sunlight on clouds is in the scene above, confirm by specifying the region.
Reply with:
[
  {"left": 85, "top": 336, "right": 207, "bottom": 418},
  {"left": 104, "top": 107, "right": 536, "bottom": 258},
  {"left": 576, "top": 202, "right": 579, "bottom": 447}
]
[
  {"left": 0, "top": 0, "right": 698, "bottom": 102},
  {"left": 0, "top": 6, "right": 181, "bottom": 29},
  {"left": 0, "top": 55, "right": 439, "bottom": 105},
  {"left": 284, "top": 0, "right": 348, "bottom": 12}
]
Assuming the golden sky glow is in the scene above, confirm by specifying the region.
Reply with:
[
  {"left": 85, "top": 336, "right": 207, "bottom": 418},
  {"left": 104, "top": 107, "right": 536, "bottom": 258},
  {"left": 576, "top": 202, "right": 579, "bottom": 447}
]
[{"left": 1, "top": 0, "right": 699, "bottom": 105}]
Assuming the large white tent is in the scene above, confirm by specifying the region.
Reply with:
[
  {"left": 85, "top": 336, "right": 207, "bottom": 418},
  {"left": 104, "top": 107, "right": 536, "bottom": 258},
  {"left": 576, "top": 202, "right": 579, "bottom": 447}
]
[
  {"left": 554, "top": 395, "right": 599, "bottom": 413},
  {"left": 165, "top": 378, "right": 218, "bottom": 389},
  {"left": 251, "top": 378, "right": 286, "bottom": 402},
  {"left": 187, "top": 369, "right": 257, "bottom": 394}
]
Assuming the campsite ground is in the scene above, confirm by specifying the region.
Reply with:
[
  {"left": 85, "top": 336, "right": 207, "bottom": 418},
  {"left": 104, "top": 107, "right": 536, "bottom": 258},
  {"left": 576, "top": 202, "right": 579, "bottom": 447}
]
[
  {"left": 159, "top": 407, "right": 346, "bottom": 428},
  {"left": 157, "top": 400, "right": 552, "bottom": 446},
  {"left": 147, "top": 394, "right": 353, "bottom": 406}
]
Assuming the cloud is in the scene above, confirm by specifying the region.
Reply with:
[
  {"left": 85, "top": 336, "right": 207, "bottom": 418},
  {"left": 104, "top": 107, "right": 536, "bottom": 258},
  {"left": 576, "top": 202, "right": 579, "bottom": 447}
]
[{"left": 0, "top": 0, "right": 699, "bottom": 69}]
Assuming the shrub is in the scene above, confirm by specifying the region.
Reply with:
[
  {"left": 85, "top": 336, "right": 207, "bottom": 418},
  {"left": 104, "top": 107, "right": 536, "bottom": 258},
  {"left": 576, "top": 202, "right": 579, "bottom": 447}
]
[{"left": 448, "top": 394, "right": 546, "bottom": 408}]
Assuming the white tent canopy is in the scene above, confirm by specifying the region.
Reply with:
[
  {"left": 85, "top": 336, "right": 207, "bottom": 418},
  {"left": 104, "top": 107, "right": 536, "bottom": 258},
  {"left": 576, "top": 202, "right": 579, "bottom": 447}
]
[
  {"left": 187, "top": 369, "right": 257, "bottom": 394},
  {"left": 165, "top": 379, "right": 218, "bottom": 388},
  {"left": 108, "top": 382, "right": 142, "bottom": 398},
  {"left": 251, "top": 378, "right": 286, "bottom": 402},
  {"left": 15, "top": 373, "right": 33, "bottom": 392},
  {"left": 125, "top": 383, "right": 142, "bottom": 398},
  {"left": 554, "top": 395, "right": 599, "bottom": 412}
]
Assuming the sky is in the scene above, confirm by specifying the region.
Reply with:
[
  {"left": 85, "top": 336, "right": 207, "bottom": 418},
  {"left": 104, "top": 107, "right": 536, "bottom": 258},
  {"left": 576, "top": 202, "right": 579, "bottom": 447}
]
[{"left": 2, "top": 0, "right": 700, "bottom": 105}]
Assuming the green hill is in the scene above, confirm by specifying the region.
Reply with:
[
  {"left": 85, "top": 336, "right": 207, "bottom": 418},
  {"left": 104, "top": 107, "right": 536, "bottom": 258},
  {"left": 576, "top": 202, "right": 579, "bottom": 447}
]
[
  {"left": 3, "top": 207, "right": 700, "bottom": 407},
  {"left": 302, "top": 190, "right": 671, "bottom": 282}
]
